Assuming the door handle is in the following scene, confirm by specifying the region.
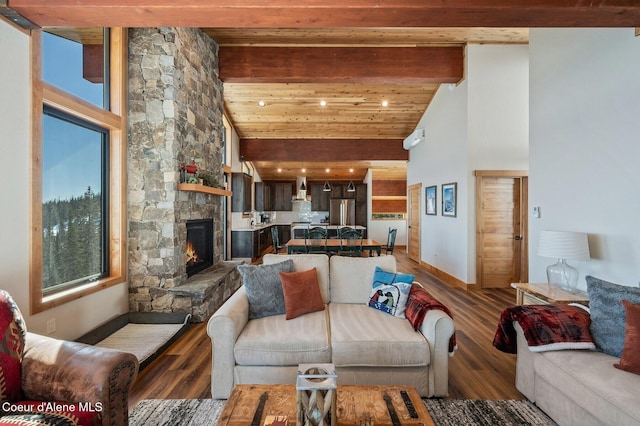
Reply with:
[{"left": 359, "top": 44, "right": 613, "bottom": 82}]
[{"left": 514, "top": 235, "right": 522, "bottom": 241}]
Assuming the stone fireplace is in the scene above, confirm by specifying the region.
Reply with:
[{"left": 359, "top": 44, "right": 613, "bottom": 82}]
[{"left": 127, "top": 27, "right": 241, "bottom": 322}]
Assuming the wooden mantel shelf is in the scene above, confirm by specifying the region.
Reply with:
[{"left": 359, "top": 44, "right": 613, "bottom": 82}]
[{"left": 178, "top": 183, "right": 232, "bottom": 196}]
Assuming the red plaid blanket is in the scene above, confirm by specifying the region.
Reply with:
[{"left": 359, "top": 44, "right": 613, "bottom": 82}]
[
  {"left": 405, "top": 284, "right": 456, "bottom": 354},
  {"left": 493, "top": 304, "right": 595, "bottom": 354}
]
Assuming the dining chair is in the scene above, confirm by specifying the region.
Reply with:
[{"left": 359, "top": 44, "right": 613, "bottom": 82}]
[
  {"left": 337, "top": 227, "right": 363, "bottom": 257},
  {"left": 305, "top": 226, "right": 329, "bottom": 254},
  {"left": 381, "top": 227, "right": 397, "bottom": 255}
]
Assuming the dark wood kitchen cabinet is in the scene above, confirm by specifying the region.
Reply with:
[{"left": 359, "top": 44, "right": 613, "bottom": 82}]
[
  {"left": 255, "top": 182, "right": 273, "bottom": 212},
  {"left": 231, "top": 173, "right": 252, "bottom": 213},
  {"left": 310, "top": 184, "right": 330, "bottom": 211},
  {"left": 355, "top": 184, "right": 367, "bottom": 227},
  {"left": 270, "top": 182, "right": 294, "bottom": 211},
  {"left": 231, "top": 226, "right": 273, "bottom": 259}
]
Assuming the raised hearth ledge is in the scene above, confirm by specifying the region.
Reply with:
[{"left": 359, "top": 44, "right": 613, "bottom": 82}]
[
  {"left": 178, "top": 183, "right": 232, "bottom": 196},
  {"left": 167, "top": 261, "right": 243, "bottom": 322}
]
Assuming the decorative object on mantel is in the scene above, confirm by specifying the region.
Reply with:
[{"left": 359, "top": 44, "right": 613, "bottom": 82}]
[
  {"left": 296, "top": 363, "right": 337, "bottom": 426},
  {"left": 538, "top": 230, "right": 590, "bottom": 294}
]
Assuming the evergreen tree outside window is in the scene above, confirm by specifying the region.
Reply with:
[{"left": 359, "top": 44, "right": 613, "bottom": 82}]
[{"left": 42, "top": 107, "right": 109, "bottom": 294}]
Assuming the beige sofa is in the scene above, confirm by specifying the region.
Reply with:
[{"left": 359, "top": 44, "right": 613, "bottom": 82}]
[
  {"left": 515, "top": 321, "right": 640, "bottom": 426},
  {"left": 207, "top": 254, "right": 455, "bottom": 399}
]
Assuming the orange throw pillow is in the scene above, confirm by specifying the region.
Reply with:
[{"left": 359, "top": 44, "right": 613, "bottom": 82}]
[
  {"left": 614, "top": 300, "right": 640, "bottom": 375},
  {"left": 279, "top": 268, "right": 325, "bottom": 320}
]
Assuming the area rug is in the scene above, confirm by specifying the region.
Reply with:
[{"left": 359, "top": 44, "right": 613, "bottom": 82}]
[
  {"left": 129, "top": 398, "right": 556, "bottom": 425},
  {"left": 424, "top": 399, "right": 556, "bottom": 426}
]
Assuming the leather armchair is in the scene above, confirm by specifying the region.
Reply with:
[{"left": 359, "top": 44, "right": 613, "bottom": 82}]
[
  {"left": 0, "top": 289, "right": 139, "bottom": 426},
  {"left": 20, "top": 333, "right": 139, "bottom": 426}
]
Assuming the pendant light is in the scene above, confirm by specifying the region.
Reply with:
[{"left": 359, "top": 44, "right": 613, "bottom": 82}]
[
  {"left": 346, "top": 181, "right": 356, "bottom": 192},
  {"left": 322, "top": 181, "right": 331, "bottom": 192}
]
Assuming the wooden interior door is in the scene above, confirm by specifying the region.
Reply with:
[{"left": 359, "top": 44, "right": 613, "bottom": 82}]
[
  {"left": 407, "top": 183, "right": 421, "bottom": 263},
  {"left": 475, "top": 171, "right": 528, "bottom": 289}
]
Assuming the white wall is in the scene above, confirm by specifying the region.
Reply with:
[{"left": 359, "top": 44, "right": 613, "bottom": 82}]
[
  {"left": 528, "top": 28, "right": 640, "bottom": 289},
  {"left": 407, "top": 44, "right": 529, "bottom": 283},
  {"left": 0, "top": 20, "right": 128, "bottom": 340},
  {"left": 408, "top": 79, "right": 470, "bottom": 280}
]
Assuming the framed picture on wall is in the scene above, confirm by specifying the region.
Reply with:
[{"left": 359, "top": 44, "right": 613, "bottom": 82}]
[
  {"left": 442, "top": 182, "right": 457, "bottom": 217},
  {"left": 425, "top": 185, "right": 437, "bottom": 215}
]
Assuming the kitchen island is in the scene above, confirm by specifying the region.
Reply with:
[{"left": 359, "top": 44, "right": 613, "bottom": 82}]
[{"left": 230, "top": 223, "right": 290, "bottom": 260}]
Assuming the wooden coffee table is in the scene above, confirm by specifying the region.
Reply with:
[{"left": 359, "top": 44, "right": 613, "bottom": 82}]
[{"left": 217, "top": 384, "right": 434, "bottom": 425}]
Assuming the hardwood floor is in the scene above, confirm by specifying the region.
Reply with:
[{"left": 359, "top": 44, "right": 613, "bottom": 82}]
[{"left": 128, "top": 248, "right": 523, "bottom": 410}]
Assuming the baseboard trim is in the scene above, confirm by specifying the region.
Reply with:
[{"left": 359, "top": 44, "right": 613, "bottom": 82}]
[{"left": 420, "top": 260, "right": 475, "bottom": 291}]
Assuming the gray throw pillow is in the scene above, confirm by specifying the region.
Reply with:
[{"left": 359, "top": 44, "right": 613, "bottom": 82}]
[
  {"left": 586, "top": 275, "right": 640, "bottom": 357},
  {"left": 238, "top": 259, "right": 293, "bottom": 320}
]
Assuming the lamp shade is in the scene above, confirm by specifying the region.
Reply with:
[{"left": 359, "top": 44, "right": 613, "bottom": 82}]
[{"left": 538, "top": 230, "right": 590, "bottom": 260}]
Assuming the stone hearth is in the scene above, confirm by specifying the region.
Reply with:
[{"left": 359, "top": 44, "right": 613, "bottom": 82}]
[{"left": 127, "top": 27, "right": 240, "bottom": 321}]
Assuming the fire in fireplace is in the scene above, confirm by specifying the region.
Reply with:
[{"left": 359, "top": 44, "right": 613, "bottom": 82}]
[{"left": 185, "top": 219, "right": 213, "bottom": 277}]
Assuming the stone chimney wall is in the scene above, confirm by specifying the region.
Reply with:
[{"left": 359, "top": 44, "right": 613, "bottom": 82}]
[{"left": 127, "top": 27, "right": 225, "bottom": 313}]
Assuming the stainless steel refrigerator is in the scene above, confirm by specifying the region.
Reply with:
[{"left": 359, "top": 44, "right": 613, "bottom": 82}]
[{"left": 330, "top": 199, "right": 355, "bottom": 226}]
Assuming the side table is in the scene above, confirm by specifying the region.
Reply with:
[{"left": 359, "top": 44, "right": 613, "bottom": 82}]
[{"left": 511, "top": 283, "right": 589, "bottom": 306}]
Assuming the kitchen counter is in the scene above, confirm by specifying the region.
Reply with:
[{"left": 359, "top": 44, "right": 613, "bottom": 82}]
[
  {"left": 231, "top": 223, "right": 272, "bottom": 232},
  {"left": 231, "top": 222, "right": 291, "bottom": 231}
]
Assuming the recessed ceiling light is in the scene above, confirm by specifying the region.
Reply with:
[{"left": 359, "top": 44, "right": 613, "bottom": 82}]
[
  {"left": 381, "top": 100, "right": 389, "bottom": 107},
  {"left": 326, "top": 168, "right": 330, "bottom": 173},
  {"left": 349, "top": 168, "right": 354, "bottom": 173},
  {"left": 277, "top": 168, "right": 282, "bottom": 173},
  {"left": 320, "top": 100, "right": 327, "bottom": 107},
  {"left": 258, "top": 100, "right": 266, "bottom": 107},
  {"left": 302, "top": 168, "right": 306, "bottom": 173}
]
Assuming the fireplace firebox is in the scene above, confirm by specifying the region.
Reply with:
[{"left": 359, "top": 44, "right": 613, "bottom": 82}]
[{"left": 185, "top": 219, "right": 214, "bottom": 277}]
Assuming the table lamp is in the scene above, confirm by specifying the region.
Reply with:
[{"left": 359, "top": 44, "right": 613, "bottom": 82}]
[{"left": 537, "top": 230, "right": 590, "bottom": 294}]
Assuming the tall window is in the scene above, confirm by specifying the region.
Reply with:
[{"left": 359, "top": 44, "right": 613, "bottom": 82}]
[
  {"left": 31, "top": 28, "right": 126, "bottom": 313},
  {"left": 41, "top": 107, "right": 109, "bottom": 294}
]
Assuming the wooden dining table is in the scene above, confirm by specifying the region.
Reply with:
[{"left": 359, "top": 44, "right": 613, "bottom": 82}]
[{"left": 285, "top": 238, "right": 383, "bottom": 256}]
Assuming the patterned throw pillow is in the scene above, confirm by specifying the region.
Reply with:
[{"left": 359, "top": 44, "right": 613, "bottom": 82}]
[
  {"left": 367, "top": 267, "right": 414, "bottom": 319},
  {"left": 0, "top": 290, "right": 27, "bottom": 404},
  {"left": 238, "top": 259, "right": 294, "bottom": 319},
  {"left": 586, "top": 275, "right": 640, "bottom": 357}
]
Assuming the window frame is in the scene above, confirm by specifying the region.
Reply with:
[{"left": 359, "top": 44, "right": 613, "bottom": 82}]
[{"left": 30, "top": 28, "right": 127, "bottom": 314}]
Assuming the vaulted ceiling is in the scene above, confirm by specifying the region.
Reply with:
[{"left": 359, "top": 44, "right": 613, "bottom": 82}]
[{"left": 5, "top": 1, "right": 639, "bottom": 181}]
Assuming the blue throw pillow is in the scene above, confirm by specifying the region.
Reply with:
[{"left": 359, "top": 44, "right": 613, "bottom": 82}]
[
  {"left": 238, "top": 259, "right": 294, "bottom": 320},
  {"left": 586, "top": 275, "right": 640, "bottom": 357},
  {"left": 368, "top": 266, "right": 414, "bottom": 319}
]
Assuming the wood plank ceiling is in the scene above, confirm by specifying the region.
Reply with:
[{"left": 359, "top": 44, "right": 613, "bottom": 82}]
[
  {"left": 11, "top": 1, "right": 639, "bottom": 181},
  {"left": 206, "top": 27, "right": 529, "bottom": 180}
]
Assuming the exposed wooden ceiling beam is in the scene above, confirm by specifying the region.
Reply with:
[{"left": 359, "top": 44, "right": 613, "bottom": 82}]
[
  {"left": 220, "top": 46, "right": 463, "bottom": 84},
  {"left": 7, "top": 0, "right": 640, "bottom": 28},
  {"left": 240, "top": 139, "right": 408, "bottom": 162}
]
